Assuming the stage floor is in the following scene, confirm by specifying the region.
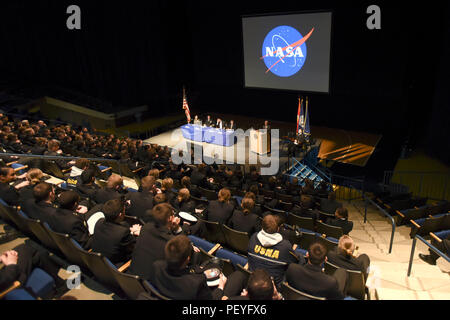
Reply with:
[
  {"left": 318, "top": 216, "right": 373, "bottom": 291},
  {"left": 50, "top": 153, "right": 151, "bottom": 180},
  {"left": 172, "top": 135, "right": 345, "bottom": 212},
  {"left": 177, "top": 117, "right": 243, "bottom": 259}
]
[
  {"left": 144, "top": 127, "right": 286, "bottom": 172},
  {"left": 144, "top": 114, "right": 382, "bottom": 170}
]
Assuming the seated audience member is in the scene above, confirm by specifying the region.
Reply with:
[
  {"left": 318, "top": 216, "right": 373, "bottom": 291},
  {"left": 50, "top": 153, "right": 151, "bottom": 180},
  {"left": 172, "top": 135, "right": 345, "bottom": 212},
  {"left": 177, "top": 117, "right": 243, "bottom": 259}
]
[
  {"left": 44, "top": 139, "right": 75, "bottom": 170},
  {"left": 222, "top": 269, "right": 282, "bottom": 301},
  {"left": 119, "top": 150, "right": 145, "bottom": 176},
  {"left": 263, "top": 176, "right": 278, "bottom": 192},
  {"left": 148, "top": 169, "right": 162, "bottom": 188},
  {"left": 419, "top": 234, "right": 450, "bottom": 266},
  {"left": 0, "top": 244, "right": 65, "bottom": 292},
  {"left": 228, "top": 198, "right": 261, "bottom": 235},
  {"left": 150, "top": 235, "right": 226, "bottom": 300},
  {"left": 66, "top": 158, "right": 90, "bottom": 188},
  {"left": 285, "top": 242, "right": 347, "bottom": 300},
  {"left": 171, "top": 188, "right": 196, "bottom": 213},
  {"left": 49, "top": 191, "right": 92, "bottom": 249},
  {"left": 326, "top": 207, "right": 353, "bottom": 235},
  {"left": 23, "top": 182, "right": 57, "bottom": 222},
  {"left": 319, "top": 192, "right": 343, "bottom": 214},
  {"left": 77, "top": 168, "right": 100, "bottom": 199},
  {"left": 166, "top": 161, "right": 183, "bottom": 181},
  {"left": 0, "top": 167, "right": 29, "bottom": 206},
  {"left": 327, "top": 235, "right": 370, "bottom": 279},
  {"left": 286, "top": 177, "right": 302, "bottom": 197},
  {"left": 91, "top": 198, "right": 140, "bottom": 265},
  {"left": 93, "top": 174, "right": 125, "bottom": 204},
  {"left": 316, "top": 181, "right": 331, "bottom": 198},
  {"left": 153, "top": 193, "right": 167, "bottom": 205},
  {"left": 205, "top": 188, "right": 234, "bottom": 224},
  {"left": 190, "top": 164, "right": 208, "bottom": 188},
  {"left": 247, "top": 214, "right": 304, "bottom": 287},
  {"left": 249, "top": 184, "right": 265, "bottom": 206},
  {"left": 18, "top": 168, "right": 45, "bottom": 205},
  {"left": 161, "top": 178, "right": 176, "bottom": 204},
  {"left": 181, "top": 176, "right": 202, "bottom": 198},
  {"left": 126, "top": 176, "right": 154, "bottom": 222},
  {"left": 242, "top": 191, "right": 263, "bottom": 217},
  {"left": 30, "top": 137, "right": 47, "bottom": 155},
  {"left": 129, "top": 203, "right": 183, "bottom": 280},
  {"left": 301, "top": 178, "right": 317, "bottom": 196}
]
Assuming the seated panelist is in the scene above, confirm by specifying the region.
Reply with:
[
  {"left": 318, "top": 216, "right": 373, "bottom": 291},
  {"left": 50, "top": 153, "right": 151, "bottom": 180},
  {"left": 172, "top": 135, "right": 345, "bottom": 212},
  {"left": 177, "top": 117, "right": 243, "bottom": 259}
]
[
  {"left": 227, "top": 120, "right": 236, "bottom": 130},
  {"left": 215, "top": 118, "right": 224, "bottom": 130},
  {"left": 204, "top": 115, "right": 214, "bottom": 127},
  {"left": 193, "top": 115, "right": 202, "bottom": 126}
]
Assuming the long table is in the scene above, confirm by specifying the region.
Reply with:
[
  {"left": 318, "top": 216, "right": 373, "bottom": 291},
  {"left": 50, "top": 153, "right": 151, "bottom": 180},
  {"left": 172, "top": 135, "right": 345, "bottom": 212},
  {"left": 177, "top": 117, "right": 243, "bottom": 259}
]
[{"left": 181, "top": 124, "right": 235, "bottom": 147}]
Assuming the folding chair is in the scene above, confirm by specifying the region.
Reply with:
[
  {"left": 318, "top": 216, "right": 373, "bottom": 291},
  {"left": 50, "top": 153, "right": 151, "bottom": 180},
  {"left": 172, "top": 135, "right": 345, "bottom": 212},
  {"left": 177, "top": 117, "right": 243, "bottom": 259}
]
[
  {"left": 287, "top": 213, "right": 315, "bottom": 232},
  {"left": 198, "top": 218, "right": 227, "bottom": 245},
  {"left": 199, "top": 187, "right": 218, "bottom": 201},
  {"left": 222, "top": 224, "right": 250, "bottom": 255},
  {"left": 281, "top": 282, "right": 326, "bottom": 300},
  {"left": 142, "top": 280, "right": 172, "bottom": 300},
  {"left": 43, "top": 223, "right": 88, "bottom": 269},
  {"left": 17, "top": 211, "right": 59, "bottom": 252},
  {"left": 109, "top": 266, "right": 146, "bottom": 300},
  {"left": 316, "top": 220, "right": 344, "bottom": 240}
]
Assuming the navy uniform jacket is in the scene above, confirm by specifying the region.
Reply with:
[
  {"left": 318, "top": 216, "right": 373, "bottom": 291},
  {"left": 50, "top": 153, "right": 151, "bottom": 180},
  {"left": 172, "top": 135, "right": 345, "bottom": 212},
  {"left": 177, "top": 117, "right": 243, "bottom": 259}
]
[
  {"left": 91, "top": 219, "right": 136, "bottom": 264},
  {"left": 247, "top": 230, "right": 304, "bottom": 286},
  {"left": 0, "top": 183, "right": 20, "bottom": 207},
  {"left": 128, "top": 222, "right": 181, "bottom": 280},
  {"left": 325, "top": 217, "right": 354, "bottom": 235},
  {"left": 286, "top": 263, "right": 345, "bottom": 300},
  {"left": 150, "top": 260, "right": 223, "bottom": 300},
  {"left": 48, "top": 208, "right": 92, "bottom": 249}
]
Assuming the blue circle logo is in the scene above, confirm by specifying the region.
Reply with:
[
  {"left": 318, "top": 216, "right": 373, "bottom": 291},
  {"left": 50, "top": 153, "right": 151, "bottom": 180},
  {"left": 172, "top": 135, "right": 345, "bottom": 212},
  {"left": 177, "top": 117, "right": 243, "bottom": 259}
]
[{"left": 262, "top": 26, "right": 308, "bottom": 77}]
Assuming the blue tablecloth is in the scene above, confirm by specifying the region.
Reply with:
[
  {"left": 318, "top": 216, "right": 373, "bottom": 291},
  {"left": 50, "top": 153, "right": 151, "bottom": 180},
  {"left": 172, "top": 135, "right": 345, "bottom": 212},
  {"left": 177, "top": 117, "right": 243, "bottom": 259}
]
[{"left": 181, "top": 124, "right": 235, "bottom": 147}]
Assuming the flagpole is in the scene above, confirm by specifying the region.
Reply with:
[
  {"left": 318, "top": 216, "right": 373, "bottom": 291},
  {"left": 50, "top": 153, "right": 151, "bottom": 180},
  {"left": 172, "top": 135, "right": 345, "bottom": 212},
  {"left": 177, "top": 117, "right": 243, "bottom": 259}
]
[
  {"left": 296, "top": 96, "right": 301, "bottom": 136},
  {"left": 305, "top": 96, "right": 309, "bottom": 135}
]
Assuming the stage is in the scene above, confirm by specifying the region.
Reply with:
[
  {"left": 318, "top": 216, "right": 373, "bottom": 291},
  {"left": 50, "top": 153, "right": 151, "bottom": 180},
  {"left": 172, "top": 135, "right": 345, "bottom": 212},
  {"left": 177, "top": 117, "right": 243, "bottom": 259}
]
[
  {"left": 144, "top": 114, "right": 382, "bottom": 173},
  {"left": 144, "top": 125, "right": 286, "bottom": 175}
]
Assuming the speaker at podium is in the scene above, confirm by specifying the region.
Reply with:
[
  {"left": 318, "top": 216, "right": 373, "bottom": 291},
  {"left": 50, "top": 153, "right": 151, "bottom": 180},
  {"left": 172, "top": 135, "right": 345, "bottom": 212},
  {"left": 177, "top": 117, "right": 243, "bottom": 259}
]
[{"left": 250, "top": 129, "right": 271, "bottom": 155}]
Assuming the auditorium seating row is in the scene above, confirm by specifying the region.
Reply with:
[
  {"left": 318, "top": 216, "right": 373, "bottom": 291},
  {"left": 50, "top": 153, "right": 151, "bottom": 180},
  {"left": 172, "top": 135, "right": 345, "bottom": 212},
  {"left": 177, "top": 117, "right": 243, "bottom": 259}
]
[{"left": 374, "top": 192, "right": 449, "bottom": 259}]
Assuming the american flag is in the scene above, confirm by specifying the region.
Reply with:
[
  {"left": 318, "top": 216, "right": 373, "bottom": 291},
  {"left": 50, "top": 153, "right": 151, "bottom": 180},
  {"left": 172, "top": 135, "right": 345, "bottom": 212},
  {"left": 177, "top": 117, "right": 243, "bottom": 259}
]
[{"left": 182, "top": 87, "right": 191, "bottom": 123}]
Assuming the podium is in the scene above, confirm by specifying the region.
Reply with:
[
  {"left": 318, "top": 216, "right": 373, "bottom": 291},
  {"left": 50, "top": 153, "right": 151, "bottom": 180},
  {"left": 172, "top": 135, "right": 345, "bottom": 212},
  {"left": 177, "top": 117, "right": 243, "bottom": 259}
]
[{"left": 250, "top": 129, "right": 271, "bottom": 155}]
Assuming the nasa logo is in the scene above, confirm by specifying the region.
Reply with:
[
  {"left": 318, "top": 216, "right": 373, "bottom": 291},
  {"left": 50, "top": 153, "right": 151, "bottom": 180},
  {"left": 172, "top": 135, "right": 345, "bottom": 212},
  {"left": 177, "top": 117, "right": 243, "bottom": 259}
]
[{"left": 261, "top": 25, "right": 314, "bottom": 77}]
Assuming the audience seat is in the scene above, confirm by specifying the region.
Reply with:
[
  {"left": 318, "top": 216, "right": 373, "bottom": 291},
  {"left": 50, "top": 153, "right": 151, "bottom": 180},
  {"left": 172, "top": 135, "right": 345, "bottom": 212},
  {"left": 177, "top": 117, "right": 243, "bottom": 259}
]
[
  {"left": 316, "top": 220, "right": 344, "bottom": 239},
  {"left": 281, "top": 282, "right": 326, "bottom": 300},
  {"left": 222, "top": 224, "right": 250, "bottom": 255},
  {"left": 216, "top": 248, "right": 248, "bottom": 267}
]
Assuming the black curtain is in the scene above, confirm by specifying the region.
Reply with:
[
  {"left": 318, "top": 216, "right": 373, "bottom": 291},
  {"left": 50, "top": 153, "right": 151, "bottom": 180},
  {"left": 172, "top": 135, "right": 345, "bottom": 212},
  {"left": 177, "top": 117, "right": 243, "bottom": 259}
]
[{"left": 0, "top": 0, "right": 184, "bottom": 114}]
